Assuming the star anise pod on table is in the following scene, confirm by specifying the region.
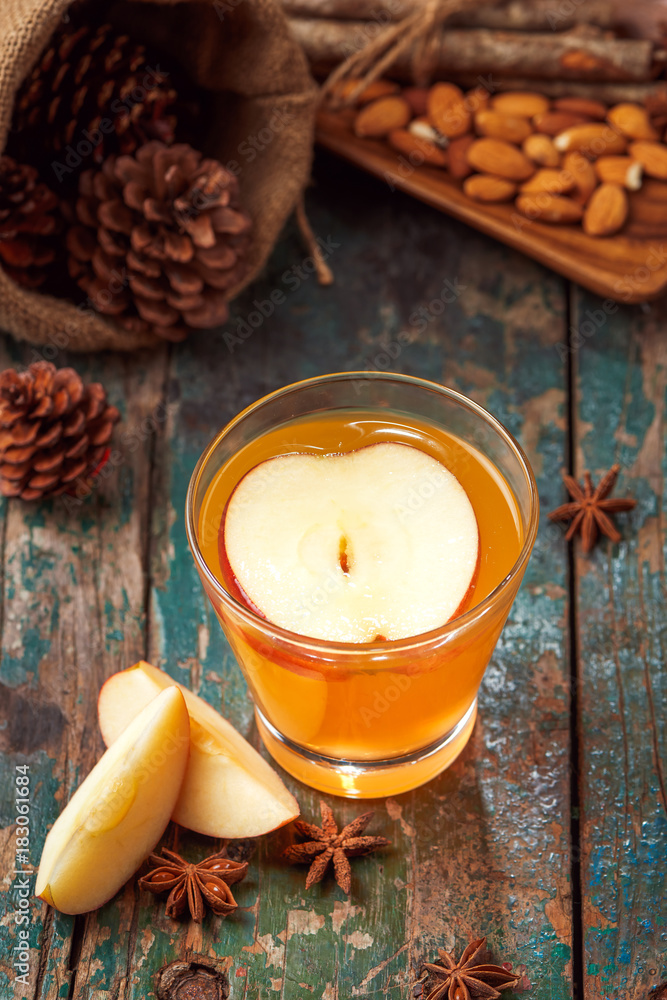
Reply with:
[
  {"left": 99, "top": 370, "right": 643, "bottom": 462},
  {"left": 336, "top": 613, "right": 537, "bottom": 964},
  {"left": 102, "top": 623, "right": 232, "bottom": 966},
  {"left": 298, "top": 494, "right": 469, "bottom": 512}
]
[
  {"left": 548, "top": 463, "right": 636, "bottom": 553},
  {"left": 421, "top": 937, "right": 520, "bottom": 1000},
  {"left": 138, "top": 848, "right": 248, "bottom": 922},
  {"left": 282, "top": 800, "right": 390, "bottom": 894}
]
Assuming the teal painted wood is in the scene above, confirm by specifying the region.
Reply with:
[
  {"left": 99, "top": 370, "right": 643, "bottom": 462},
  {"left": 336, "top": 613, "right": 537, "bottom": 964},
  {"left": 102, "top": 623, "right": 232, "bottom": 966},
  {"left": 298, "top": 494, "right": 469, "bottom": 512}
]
[
  {"left": 139, "top": 153, "right": 573, "bottom": 999},
  {"left": 0, "top": 338, "right": 167, "bottom": 1000},
  {"left": 570, "top": 287, "right": 667, "bottom": 1000}
]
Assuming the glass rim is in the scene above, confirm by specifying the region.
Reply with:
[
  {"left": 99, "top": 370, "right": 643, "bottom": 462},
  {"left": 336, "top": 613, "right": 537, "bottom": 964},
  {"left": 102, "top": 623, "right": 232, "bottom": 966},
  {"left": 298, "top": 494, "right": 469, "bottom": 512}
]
[{"left": 185, "top": 371, "right": 540, "bottom": 655}]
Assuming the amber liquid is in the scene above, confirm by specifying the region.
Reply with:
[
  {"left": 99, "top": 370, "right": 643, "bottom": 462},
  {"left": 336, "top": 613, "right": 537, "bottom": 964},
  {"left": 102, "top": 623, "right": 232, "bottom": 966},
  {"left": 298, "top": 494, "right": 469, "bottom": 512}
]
[{"left": 198, "top": 409, "right": 522, "bottom": 767}]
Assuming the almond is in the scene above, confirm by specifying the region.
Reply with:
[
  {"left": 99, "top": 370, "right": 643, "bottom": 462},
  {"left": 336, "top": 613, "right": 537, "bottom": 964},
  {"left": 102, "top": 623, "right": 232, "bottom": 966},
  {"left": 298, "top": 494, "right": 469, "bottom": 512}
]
[
  {"left": 515, "top": 193, "right": 584, "bottom": 224},
  {"left": 334, "top": 78, "right": 400, "bottom": 105},
  {"left": 466, "top": 138, "right": 535, "bottom": 181},
  {"left": 388, "top": 128, "right": 448, "bottom": 167},
  {"left": 447, "top": 133, "right": 475, "bottom": 178},
  {"left": 520, "top": 168, "right": 574, "bottom": 195},
  {"left": 533, "top": 111, "right": 591, "bottom": 136},
  {"left": 554, "top": 123, "right": 626, "bottom": 158},
  {"left": 553, "top": 97, "right": 607, "bottom": 120},
  {"left": 607, "top": 103, "right": 658, "bottom": 141},
  {"left": 582, "top": 182, "right": 628, "bottom": 236},
  {"left": 465, "top": 85, "right": 492, "bottom": 114},
  {"left": 522, "top": 133, "right": 560, "bottom": 167},
  {"left": 427, "top": 82, "right": 472, "bottom": 138},
  {"left": 594, "top": 155, "right": 643, "bottom": 191},
  {"left": 475, "top": 109, "right": 533, "bottom": 144},
  {"left": 562, "top": 151, "right": 598, "bottom": 204},
  {"left": 354, "top": 96, "right": 412, "bottom": 138},
  {"left": 628, "top": 140, "right": 667, "bottom": 180},
  {"left": 403, "top": 86, "right": 429, "bottom": 116},
  {"left": 492, "top": 91, "right": 550, "bottom": 117},
  {"left": 463, "top": 174, "right": 517, "bottom": 202}
]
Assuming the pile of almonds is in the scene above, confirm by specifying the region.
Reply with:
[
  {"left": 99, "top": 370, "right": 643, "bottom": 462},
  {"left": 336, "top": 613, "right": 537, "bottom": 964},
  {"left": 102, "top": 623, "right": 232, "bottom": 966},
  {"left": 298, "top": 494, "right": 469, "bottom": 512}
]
[{"left": 344, "top": 79, "right": 667, "bottom": 237}]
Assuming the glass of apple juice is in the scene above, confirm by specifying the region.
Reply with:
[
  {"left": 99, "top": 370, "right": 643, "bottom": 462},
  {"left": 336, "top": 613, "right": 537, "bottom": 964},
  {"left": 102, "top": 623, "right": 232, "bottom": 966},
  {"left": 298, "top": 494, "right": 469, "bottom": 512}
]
[{"left": 186, "top": 372, "right": 538, "bottom": 798}]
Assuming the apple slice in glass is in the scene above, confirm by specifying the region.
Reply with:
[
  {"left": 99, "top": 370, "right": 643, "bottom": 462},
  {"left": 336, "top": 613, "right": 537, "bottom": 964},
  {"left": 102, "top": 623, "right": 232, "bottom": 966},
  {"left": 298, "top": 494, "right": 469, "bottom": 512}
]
[
  {"left": 36, "top": 685, "right": 190, "bottom": 915},
  {"left": 98, "top": 661, "right": 300, "bottom": 838},
  {"left": 223, "top": 442, "right": 480, "bottom": 643}
]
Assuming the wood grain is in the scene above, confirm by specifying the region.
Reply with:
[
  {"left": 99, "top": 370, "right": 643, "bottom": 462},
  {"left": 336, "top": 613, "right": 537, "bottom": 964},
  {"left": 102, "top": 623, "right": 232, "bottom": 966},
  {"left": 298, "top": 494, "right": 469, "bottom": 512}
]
[
  {"left": 316, "top": 109, "right": 667, "bottom": 304},
  {"left": 1, "top": 148, "right": 664, "bottom": 1000},
  {"left": 110, "top": 156, "right": 574, "bottom": 998},
  {"left": 0, "top": 338, "right": 167, "bottom": 999},
  {"left": 570, "top": 288, "right": 667, "bottom": 1000}
]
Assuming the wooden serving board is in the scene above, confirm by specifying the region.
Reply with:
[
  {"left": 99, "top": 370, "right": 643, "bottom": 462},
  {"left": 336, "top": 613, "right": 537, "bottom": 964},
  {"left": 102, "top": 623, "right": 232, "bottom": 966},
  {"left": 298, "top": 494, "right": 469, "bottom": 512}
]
[{"left": 316, "top": 108, "right": 667, "bottom": 303}]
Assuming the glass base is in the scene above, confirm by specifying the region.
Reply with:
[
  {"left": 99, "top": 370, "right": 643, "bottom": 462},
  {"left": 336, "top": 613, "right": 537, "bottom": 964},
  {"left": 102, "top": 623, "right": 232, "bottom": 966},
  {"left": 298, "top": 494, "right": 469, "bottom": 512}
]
[{"left": 255, "top": 699, "right": 478, "bottom": 798}]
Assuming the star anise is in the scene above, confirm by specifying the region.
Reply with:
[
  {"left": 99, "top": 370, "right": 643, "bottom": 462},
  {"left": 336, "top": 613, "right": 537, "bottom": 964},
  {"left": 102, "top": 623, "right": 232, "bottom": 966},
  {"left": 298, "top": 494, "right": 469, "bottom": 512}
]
[
  {"left": 421, "top": 937, "right": 520, "bottom": 1000},
  {"left": 548, "top": 463, "right": 636, "bottom": 553},
  {"left": 282, "top": 800, "right": 390, "bottom": 894},
  {"left": 138, "top": 848, "right": 248, "bottom": 922}
]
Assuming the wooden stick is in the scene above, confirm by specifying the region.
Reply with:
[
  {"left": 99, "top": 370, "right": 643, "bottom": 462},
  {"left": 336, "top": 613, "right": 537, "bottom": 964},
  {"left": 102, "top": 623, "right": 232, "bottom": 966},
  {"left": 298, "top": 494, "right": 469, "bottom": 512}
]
[
  {"left": 289, "top": 18, "right": 660, "bottom": 83},
  {"left": 439, "top": 76, "right": 667, "bottom": 104},
  {"left": 282, "top": 0, "right": 615, "bottom": 31}
]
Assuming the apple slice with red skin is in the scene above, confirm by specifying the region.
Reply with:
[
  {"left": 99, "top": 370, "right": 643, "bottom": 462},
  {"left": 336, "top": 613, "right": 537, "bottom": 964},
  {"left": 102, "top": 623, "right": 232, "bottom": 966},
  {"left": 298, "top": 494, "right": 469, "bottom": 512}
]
[
  {"left": 223, "top": 442, "right": 480, "bottom": 644},
  {"left": 36, "top": 686, "right": 190, "bottom": 914},
  {"left": 98, "top": 661, "right": 299, "bottom": 838}
]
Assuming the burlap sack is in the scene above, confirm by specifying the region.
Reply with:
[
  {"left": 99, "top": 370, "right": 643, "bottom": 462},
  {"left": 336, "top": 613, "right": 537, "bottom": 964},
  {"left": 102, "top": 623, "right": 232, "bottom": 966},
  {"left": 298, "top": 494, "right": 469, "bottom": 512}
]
[{"left": 0, "top": 0, "right": 319, "bottom": 351}]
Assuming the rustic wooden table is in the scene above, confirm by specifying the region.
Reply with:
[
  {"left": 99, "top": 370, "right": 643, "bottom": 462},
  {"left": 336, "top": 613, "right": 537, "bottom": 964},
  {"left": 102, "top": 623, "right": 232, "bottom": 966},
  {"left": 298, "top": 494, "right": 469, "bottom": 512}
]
[{"left": 1, "top": 149, "right": 666, "bottom": 1000}]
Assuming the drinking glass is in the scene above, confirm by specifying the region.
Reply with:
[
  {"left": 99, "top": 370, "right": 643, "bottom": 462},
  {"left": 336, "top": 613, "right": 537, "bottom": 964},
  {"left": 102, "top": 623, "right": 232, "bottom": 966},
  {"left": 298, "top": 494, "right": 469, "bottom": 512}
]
[{"left": 186, "top": 372, "right": 539, "bottom": 797}]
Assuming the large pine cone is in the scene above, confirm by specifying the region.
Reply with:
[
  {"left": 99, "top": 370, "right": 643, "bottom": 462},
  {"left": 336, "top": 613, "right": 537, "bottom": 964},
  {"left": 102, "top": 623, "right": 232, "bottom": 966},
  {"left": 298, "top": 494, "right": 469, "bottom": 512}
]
[
  {"left": 0, "top": 157, "right": 59, "bottom": 288},
  {"left": 0, "top": 362, "right": 120, "bottom": 501},
  {"left": 11, "top": 13, "right": 179, "bottom": 176},
  {"left": 66, "top": 142, "right": 253, "bottom": 340}
]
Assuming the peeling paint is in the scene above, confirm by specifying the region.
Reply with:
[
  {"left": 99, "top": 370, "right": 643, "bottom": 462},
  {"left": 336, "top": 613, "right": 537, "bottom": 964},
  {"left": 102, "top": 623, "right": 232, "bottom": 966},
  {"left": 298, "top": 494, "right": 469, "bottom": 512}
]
[
  {"left": 287, "top": 910, "right": 325, "bottom": 938},
  {"left": 343, "top": 931, "right": 374, "bottom": 950}
]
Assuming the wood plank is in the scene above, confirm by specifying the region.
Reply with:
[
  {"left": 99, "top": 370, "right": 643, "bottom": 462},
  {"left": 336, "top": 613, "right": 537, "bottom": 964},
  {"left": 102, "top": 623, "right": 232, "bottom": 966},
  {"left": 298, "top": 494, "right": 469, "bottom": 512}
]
[
  {"left": 0, "top": 338, "right": 167, "bottom": 999},
  {"left": 570, "top": 287, "right": 667, "bottom": 1000},
  {"left": 135, "top": 150, "right": 574, "bottom": 999}
]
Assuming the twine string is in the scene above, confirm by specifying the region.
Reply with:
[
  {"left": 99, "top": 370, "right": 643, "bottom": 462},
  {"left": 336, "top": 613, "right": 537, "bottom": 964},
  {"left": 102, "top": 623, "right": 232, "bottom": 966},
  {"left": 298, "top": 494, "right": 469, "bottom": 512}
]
[{"left": 321, "top": 0, "right": 497, "bottom": 107}]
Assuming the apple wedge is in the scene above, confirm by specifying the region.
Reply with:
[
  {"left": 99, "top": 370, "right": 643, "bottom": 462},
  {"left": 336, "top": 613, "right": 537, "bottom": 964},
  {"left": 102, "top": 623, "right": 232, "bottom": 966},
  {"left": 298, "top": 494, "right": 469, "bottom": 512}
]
[
  {"left": 224, "top": 442, "right": 480, "bottom": 642},
  {"left": 98, "top": 661, "right": 299, "bottom": 838},
  {"left": 36, "top": 686, "right": 189, "bottom": 914}
]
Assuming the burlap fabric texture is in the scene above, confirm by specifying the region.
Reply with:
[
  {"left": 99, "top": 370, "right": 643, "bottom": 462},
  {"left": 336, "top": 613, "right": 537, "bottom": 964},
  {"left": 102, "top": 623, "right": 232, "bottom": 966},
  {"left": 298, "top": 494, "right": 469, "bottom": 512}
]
[{"left": 0, "top": 0, "right": 318, "bottom": 351}]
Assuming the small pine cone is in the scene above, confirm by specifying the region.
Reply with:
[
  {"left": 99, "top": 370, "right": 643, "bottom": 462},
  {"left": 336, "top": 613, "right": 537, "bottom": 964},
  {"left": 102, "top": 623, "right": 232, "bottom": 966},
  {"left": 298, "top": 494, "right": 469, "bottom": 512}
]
[
  {"left": 66, "top": 142, "right": 252, "bottom": 340},
  {"left": 0, "top": 361, "right": 120, "bottom": 501},
  {"left": 11, "top": 13, "right": 179, "bottom": 173},
  {"left": 0, "top": 156, "right": 60, "bottom": 288}
]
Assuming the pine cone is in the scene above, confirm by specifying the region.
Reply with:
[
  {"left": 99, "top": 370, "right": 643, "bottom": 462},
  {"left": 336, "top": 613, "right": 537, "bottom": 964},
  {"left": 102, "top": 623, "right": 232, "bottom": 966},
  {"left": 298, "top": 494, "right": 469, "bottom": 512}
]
[
  {"left": 0, "top": 362, "right": 120, "bottom": 501},
  {"left": 0, "top": 156, "right": 59, "bottom": 288},
  {"left": 66, "top": 142, "right": 253, "bottom": 340},
  {"left": 11, "top": 13, "right": 179, "bottom": 176}
]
